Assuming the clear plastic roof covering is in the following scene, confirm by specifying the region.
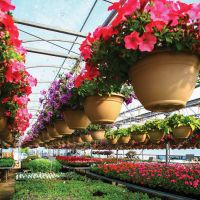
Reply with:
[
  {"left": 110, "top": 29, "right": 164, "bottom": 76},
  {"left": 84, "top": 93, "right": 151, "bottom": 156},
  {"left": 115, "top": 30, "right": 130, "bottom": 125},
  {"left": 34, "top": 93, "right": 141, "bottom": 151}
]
[{"left": 12, "top": 0, "right": 200, "bottom": 132}]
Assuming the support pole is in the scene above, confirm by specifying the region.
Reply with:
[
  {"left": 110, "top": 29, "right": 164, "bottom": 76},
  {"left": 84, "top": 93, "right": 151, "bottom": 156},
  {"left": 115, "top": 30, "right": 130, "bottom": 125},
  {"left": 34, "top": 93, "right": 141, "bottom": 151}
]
[
  {"left": 116, "top": 148, "right": 119, "bottom": 163},
  {"left": 166, "top": 143, "right": 170, "bottom": 165}
]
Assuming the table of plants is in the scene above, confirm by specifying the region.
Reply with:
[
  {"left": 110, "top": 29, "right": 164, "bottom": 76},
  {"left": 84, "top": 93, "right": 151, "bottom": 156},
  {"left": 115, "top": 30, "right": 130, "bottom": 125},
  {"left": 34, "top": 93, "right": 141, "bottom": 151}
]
[{"left": 0, "top": 0, "right": 200, "bottom": 199}]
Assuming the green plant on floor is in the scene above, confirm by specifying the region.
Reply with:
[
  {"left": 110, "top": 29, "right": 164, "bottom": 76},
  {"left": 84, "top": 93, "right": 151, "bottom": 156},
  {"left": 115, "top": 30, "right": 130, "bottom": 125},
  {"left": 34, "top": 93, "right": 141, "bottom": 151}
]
[
  {"left": 0, "top": 158, "right": 14, "bottom": 167},
  {"left": 167, "top": 114, "right": 200, "bottom": 131},
  {"left": 27, "top": 158, "right": 61, "bottom": 173},
  {"left": 21, "top": 155, "right": 40, "bottom": 169},
  {"left": 12, "top": 172, "right": 160, "bottom": 200}
]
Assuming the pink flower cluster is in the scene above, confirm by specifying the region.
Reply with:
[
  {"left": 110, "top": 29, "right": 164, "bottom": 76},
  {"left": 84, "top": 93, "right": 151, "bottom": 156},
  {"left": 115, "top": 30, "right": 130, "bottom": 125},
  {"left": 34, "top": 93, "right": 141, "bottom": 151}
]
[
  {"left": 0, "top": 0, "right": 37, "bottom": 134},
  {"left": 94, "top": 162, "right": 200, "bottom": 195},
  {"left": 56, "top": 156, "right": 120, "bottom": 167}
]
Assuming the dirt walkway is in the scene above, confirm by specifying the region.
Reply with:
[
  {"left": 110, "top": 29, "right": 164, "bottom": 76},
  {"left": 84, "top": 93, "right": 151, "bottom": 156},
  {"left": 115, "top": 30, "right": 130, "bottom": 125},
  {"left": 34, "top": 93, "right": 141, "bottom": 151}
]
[{"left": 0, "top": 171, "right": 15, "bottom": 200}]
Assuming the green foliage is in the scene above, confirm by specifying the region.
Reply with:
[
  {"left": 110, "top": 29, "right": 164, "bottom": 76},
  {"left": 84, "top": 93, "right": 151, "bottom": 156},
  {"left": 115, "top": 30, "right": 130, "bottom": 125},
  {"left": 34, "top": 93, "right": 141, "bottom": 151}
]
[
  {"left": 0, "top": 158, "right": 14, "bottom": 167},
  {"left": 20, "top": 147, "right": 29, "bottom": 154},
  {"left": 12, "top": 172, "right": 159, "bottom": 200},
  {"left": 87, "top": 124, "right": 106, "bottom": 132},
  {"left": 21, "top": 155, "right": 40, "bottom": 169},
  {"left": 131, "top": 124, "right": 147, "bottom": 135},
  {"left": 167, "top": 114, "right": 200, "bottom": 131},
  {"left": 27, "top": 158, "right": 61, "bottom": 173},
  {"left": 77, "top": 77, "right": 133, "bottom": 99},
  {"left": 115, "top": 128, "right": 131, "bottom": 137},
  {"left": 144, "top": 119, "right": 170, "bottom": 134}
]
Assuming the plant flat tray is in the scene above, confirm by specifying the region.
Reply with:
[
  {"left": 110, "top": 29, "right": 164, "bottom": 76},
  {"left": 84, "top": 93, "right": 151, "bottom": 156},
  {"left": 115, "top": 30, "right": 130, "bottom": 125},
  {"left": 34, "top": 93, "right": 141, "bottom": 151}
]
[{"left": 85, "top": 171, "right": 197, "bottom": 200}]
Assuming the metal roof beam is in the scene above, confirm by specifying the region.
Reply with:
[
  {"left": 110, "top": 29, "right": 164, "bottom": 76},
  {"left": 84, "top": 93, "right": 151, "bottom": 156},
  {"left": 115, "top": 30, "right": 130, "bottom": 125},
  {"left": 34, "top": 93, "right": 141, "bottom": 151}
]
[
  {"left": 26, "top": 47, "right": 79, "bottom": 59},
  {"left": 14, "top": 18, "right": 87, "bottom": 38}
]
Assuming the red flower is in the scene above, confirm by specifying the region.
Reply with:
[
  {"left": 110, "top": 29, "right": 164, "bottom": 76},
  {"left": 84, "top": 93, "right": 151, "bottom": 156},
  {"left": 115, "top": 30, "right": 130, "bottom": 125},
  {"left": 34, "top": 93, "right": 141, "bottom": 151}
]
[
  {"left": 0, "top": 0, "right": 15, "bottom": 12},
  {"left": 124, "top": 31, "right": 141, "bottom": 50},
  {"left": 74, "top": 74, "right": 86, "bottom": 88},
  {"left": 2, "top": 97, "right": 9, "bottom": 104},
  {"left": 139, "top": 32, "right": 157, "bottom": 52},
  {"left": 145, "top": 21, "right": 166, "bottom": 32},
  {"left": 85, "top": 64, "right": 99, "bottom": 80}
]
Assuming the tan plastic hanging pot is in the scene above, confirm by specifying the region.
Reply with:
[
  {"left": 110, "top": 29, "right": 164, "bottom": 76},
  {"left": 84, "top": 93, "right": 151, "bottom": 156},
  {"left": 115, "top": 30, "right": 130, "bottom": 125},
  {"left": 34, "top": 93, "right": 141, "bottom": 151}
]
[
  {"left": 47, "top": 124, "right": 61, "bottom": 138},
  {"left": 83, "top": 93, "right": 124, "bottom": 124},
  {"left": 118, "top": 136, "right": 131, "bottom": 144},
  {"left": 148, "top": 131, "right": 165, "bottom": 144},
  {"left": 172, "top": 126, "right": 192, "bottom": 139},
  {"left": 131, "top": 133, "right": 147, "bottom": 143},
  {"left": 0, "top": 106, "right": 7, "bottom": 132},
  {"left": 81, "top": 134, "right": 93, "bottom": 142},
  {"left": 129, "top": 51, "right": 200, "bottom": 112},
  {"left": 73, "top": 136, "right": 83, "bottom": 143},
  {"left": 108, "top": 138, "right": 118, "bottom": 144},
  {"left": 3, "top": 131, "right": 14, "bottom": 144},
  {"left": 63, "top": 109, "right": 90, "bottom": 129},
  {"left": 54, "top": 119, "right": 74, "bottom": 135},
  {"left": 91, "top": 130, "right": 105, "bottom": 140},
  {"left": 42, "top": 130, "right": 54, "bottom": 141}
]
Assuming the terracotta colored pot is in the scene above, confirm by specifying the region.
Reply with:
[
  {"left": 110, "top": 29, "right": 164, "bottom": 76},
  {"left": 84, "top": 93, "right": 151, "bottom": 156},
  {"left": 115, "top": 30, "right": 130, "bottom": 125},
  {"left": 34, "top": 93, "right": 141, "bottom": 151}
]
[
  {"left": 3, "top": 132, "right": 14, "bottom": 144},
  {"left": 81, "top": 134, "right": 93, "bottom": 142},
  {"left": 73, "top": 136, "right": 83, "bottom": 143},
  {"left": 131, "top": 133, "right": 147, "bottom": 143},
  {"left": 47, "top": 125, "right": 60, "bottom": 138},
  {"left": 118, "top": 136, "right": 131, "bottom": 144},
  {"left": 173, "top": 126, "right": 192, "bottom": 139},
  {"left": 63, "top": 109, "right": 90, "bottom": 129},
  {"left": 91, "top": 130, "right": 105, "bottom": 140},
  {"left": 108, "top": 138, "right": 118, "bottom": 144},
  {"left": 84, "top": 94, "right": 124, "bottom": 124},
  {"left": 41, "top": 130, "right": 53, "bottom": 142},
  {"left": 148, "top": 131, "right": 165, "bottom": 143},
  {"left": 0, "top": 106, "right": 7, "bottom": 132},
  {"left": 54, "top": 119, "right": 73, "bottom": 135},
  {"left": 129, "top": 51, "right": 200, "bottom": 112}
]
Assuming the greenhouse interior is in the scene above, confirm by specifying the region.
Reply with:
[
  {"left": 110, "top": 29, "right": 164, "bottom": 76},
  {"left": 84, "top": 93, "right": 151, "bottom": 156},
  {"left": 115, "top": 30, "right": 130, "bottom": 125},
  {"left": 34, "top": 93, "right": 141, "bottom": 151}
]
[{"left": 0, "top": 0, "right": 200, "bottom": 199}]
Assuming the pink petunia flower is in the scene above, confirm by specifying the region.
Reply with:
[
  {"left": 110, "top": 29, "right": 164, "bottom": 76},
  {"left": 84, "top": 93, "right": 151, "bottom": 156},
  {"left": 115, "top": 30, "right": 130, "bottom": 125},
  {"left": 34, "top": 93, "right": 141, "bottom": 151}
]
[
  {"left": 139, "top": 32, "right": 157, "bottom": 52},
  {"left": 124, "top": 31, "right": 141, "bottom": 50}
]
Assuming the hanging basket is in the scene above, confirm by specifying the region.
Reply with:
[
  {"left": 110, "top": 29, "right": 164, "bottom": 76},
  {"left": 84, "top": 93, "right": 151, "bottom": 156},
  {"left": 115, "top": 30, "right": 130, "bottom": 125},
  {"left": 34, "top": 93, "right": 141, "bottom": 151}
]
[
  {"left": 172, "top": 126, "right": 192, "bottom": 140},
  {"left": 83, "top": 93, "right": 124, "bottom": 124},
  {"left": 0, "top": 106, "right": 7, "bottom": 132},
  {"left": 148, "top": 131, "right": 165, "bottom": 144},
  {"left": 42, "top": 130, "right": 54, "bottom": 142},
  {"left": 54, "top": 119, "right": 73, "bottom": 135},
  {"left": 91, "top": 130, "right": 105, "bottom": 140},
  {"left": 129, "top": 51, "right": 200, "bottom": 112},
  {"left": 2, "top": 131, "right": 13, "bottom": 144},
  {"left": 73, "top": 136, "right": 83, "bottom": 143},
  {"left": 81, "top": 134, "right": 93, "bottom": 142},
  {"left": 108, "top": 138, "right": 118, "bottom": 144},
  {"left": 131, "top": 133, "right": 147, "bottom": 143},
  {"left": 47, "top": 125, "right": 61, "bottom": 138},
  {"left": 63, "top": 109, "right": 90, "bottom": 129},
  {"left": 118, "top": 136, "right": 131, "bottom": 144}
]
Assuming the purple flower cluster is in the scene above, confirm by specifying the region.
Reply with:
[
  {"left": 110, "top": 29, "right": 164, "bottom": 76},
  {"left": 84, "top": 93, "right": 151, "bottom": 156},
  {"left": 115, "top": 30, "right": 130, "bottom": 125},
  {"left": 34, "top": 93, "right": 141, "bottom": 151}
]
[{"left": 27, "top": 73, "right": 77, "bottom": 140}]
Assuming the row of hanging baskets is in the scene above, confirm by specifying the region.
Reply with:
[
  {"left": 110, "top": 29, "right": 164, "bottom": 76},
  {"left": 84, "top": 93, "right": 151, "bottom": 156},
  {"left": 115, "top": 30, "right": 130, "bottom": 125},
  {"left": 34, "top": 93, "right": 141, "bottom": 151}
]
[
  {"left": 63, "top": 93, "right": 124, "bottom": 129},
  {"left": 24, "top": 0, "right": 200, "bottom": 148}
]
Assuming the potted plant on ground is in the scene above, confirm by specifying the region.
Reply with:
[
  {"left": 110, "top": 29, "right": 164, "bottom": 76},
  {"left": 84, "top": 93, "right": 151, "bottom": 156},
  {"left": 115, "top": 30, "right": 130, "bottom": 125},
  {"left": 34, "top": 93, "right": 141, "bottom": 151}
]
[
  {"left": 116, "top": 128, "right": 131, "bottom": 144},
  {"left": 130, "top": 124, "right": 147, "bottom": 143},
  {"left": 80, "top": 0, "right": 200, "bottom": 112},
  {"left": 167, "top": 114, "right": 200, "bottom": 140},
  {"left": 144, "top": 119, "right": 170, "bottom": 143}
]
